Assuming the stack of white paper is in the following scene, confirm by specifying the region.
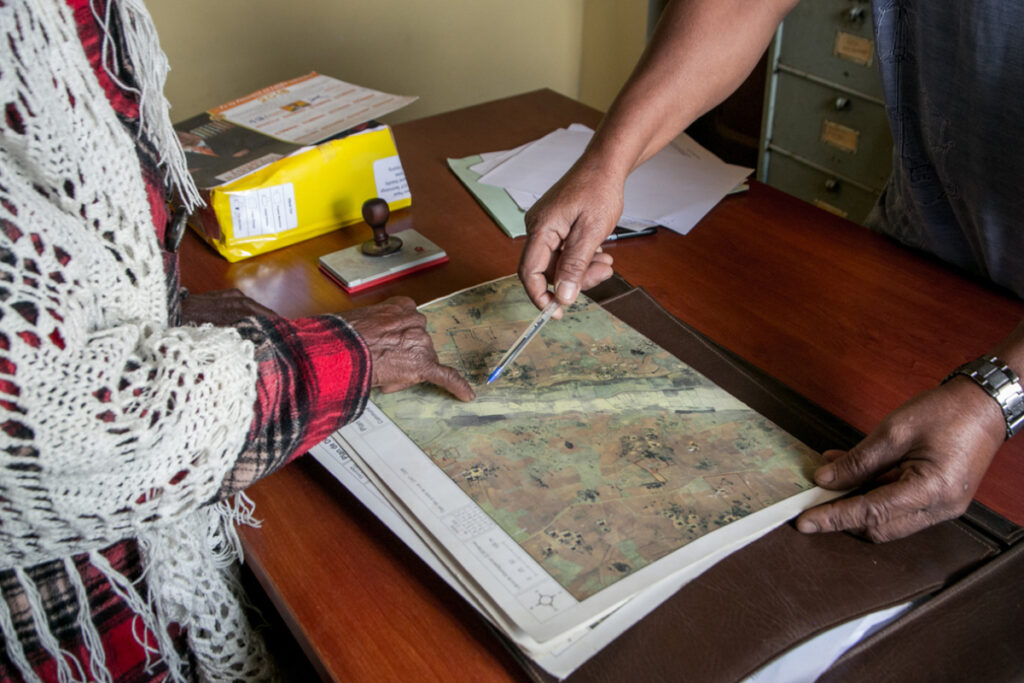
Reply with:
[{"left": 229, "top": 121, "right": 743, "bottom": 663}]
[
  {"left": 474, "top": 124, "right": 752, "bottom": 235},
  {"left": 312, "top": 430, "right": 910, "bottom": 682}
]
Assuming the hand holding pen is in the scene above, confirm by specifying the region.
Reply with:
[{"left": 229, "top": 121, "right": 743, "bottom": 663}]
[{"left": 493, "top": 227, "right": 657, "bottom": 384}]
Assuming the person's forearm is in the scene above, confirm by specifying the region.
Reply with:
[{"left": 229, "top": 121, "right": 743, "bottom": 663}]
[{"left": 584, "top": 0, "right": 798, "bottom": 180}]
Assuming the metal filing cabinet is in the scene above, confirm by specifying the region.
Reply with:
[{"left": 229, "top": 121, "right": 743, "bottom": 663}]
[{"left": 758, "top": 0, "right": 893, "bottom": 224}]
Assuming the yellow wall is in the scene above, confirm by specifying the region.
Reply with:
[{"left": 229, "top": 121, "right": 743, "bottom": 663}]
[
  {"left": 148, "top": 0, "right": 649, "bottom": 125},
  {"left": 579, "top": 0, "right": 649, "bottom": 112},
  {"left": 150, "top": 0, "right": 582, "bottom": 124}
]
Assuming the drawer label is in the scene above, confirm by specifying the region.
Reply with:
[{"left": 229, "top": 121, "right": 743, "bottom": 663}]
[
  {"left": 833, "top": 31, "right": 874, "bottom": 66},
  {"left": 821, "top": 119, "right": 860, "bottom": 153}
]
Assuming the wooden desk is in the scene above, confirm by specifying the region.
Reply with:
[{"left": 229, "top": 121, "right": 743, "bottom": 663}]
[{"left": 179, "top": 89, "right": 1024, "bottom": 681}]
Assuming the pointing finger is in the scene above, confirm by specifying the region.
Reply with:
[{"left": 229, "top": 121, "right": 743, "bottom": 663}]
[{"left": 424, "top": 362, "right": 476, "bottom": 402}]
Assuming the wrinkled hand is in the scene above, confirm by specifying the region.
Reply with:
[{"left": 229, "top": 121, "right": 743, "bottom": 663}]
[
  {"left": 518, "top": 159, "right": 619, "bottom": 313},
  {"left": 796, "top": 377, "right": 1005, "bottom": 542},
  {"left": 343, "top": 297, "right": 475, "bottom": 402},
  {"left": 181, "top": 288, "right": 278, "bottom": 326}
]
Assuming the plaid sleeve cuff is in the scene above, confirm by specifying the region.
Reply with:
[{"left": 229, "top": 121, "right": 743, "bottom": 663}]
[{"left": 220, "top": 314, "right": 371, "bottom": 497}]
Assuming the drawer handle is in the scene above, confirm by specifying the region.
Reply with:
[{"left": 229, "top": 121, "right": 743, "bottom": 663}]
[
  {"left": 843, "top": 7, "right": 866, "bottom": 22},
  {"left": 834, "top": 96, "right": 851, "bottom": 111},
  {"left": 824, "top": 178, "right": 841, "bottom": 192}
]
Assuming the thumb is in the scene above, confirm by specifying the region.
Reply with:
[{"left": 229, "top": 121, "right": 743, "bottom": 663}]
[
  {"left": 553, "top": 230, "right": 608, "bottom": 306},
  {"left": 552, "top": 255, "right": 587, "bottom": 305}
]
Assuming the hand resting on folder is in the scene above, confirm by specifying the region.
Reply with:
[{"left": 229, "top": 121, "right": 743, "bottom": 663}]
[
  {"left": 794, "top": 322, "right": 1024, "bottom": 541},
  {"left": 794, "top": 373, "right": 1005, "bottom": 542}
]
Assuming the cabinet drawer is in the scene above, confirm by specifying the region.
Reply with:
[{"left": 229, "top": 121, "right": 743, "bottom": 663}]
[
  {"left": 778, "top": 0, "right": 881, "bottom": 100},
  {"left": 769, "top": 71, "right": 892, "bottom": 190},
  {"left": 764, "top": 153, "right": 880, "bottom": 224}
]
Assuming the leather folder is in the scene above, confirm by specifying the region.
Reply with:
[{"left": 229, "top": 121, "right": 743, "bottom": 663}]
[
  {"left": 508, "top": 277, "right": 1021, "bottom": 683},
  {"left": 819, "top": 541, "right": 1024, "bottom": 681}
]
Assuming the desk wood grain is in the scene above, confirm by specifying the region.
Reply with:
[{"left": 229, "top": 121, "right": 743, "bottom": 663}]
[{"left": 179, "top": 89, "right": 1024, "bottom": 681}]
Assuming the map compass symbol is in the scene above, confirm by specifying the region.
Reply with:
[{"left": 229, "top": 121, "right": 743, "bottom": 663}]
[{"left": 535, "top": 591, "right": 557, "bottom": 609}]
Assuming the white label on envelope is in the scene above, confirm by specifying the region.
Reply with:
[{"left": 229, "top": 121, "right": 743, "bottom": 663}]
[
  {"left": 228, "top": 183, "right": 298, "bottom": 238},
  {"left": 374, "top": 155, "right": 411, "bottom": 203}
]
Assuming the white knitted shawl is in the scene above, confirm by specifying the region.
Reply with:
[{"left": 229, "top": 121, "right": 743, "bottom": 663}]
[{"left": 1, "top": 1, "right": 271, "bottom": 680}]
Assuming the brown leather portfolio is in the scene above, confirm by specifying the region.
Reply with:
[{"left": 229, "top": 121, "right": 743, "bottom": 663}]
[
  {"left": 506, "top": 279, "right": 1021, "bottom": 683},
  {"left": 819, "top": 541, "right": 1024, "bottom": 682}
]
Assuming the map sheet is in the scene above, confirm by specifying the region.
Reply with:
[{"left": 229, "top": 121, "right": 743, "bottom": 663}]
[{"left": 329, "top": 276, "right": 841, "bottom": 664}]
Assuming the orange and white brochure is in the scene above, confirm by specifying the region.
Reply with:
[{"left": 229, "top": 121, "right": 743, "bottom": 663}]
[{"left": 210, "top": 72, "right": 417, "bottom": 145}]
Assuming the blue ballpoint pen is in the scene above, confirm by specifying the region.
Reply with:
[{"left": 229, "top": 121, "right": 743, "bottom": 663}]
[{"left": 487, "top": 299, "right": 560, "bottom": 384}]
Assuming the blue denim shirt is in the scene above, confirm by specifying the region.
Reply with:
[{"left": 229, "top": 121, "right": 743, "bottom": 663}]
[{"left": 869, "top": 1, "right": 1024, "bottom": 297}]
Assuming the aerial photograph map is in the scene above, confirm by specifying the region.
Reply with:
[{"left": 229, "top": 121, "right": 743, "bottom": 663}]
[{"left": 372, "top": 276, "right": 824, "bottom": 602}]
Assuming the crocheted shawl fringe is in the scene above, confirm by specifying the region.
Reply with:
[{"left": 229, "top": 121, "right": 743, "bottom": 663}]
[{"left": 0, "top": 498, "right": 262, "bottom": 683}]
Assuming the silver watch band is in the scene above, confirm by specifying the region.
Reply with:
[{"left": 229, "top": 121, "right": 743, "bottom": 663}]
[{"left": 944, "top": 355, "right": 1024, "bottom": 440}]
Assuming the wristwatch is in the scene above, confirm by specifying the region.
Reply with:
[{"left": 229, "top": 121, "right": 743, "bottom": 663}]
[{"left": 944, "top": 355, "right": 1024, "bottom": 440}]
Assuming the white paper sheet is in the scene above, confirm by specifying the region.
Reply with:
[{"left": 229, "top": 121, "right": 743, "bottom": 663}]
[
  {"left": 476, "top": 125, "right": 751, "bottom": 235},
  {"left": 744, "top": 602, "right": 913, "bottom": 683}
]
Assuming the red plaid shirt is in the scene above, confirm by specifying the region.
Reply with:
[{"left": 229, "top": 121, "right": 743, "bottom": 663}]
[{"left": 0, "top": 2, "right": 371, "bottom": 681}]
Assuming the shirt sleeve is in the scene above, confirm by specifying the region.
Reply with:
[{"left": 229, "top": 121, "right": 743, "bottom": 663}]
[{"left": 217, "top": 314, "right": 371, "bottom": 497}]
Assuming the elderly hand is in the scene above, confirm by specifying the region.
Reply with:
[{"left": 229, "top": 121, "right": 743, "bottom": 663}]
[
  {"left": 180, "top": 288, "right": 278, "bottom": 326},
  {"left": 796, "top": 376, "right": 1005, "bottom": 542},
  {"left": 343, "top": 297, "right": 475, "bottom": 402},
  {"left": 518, "top": 158, "right": 618, "bottom": 313}
]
